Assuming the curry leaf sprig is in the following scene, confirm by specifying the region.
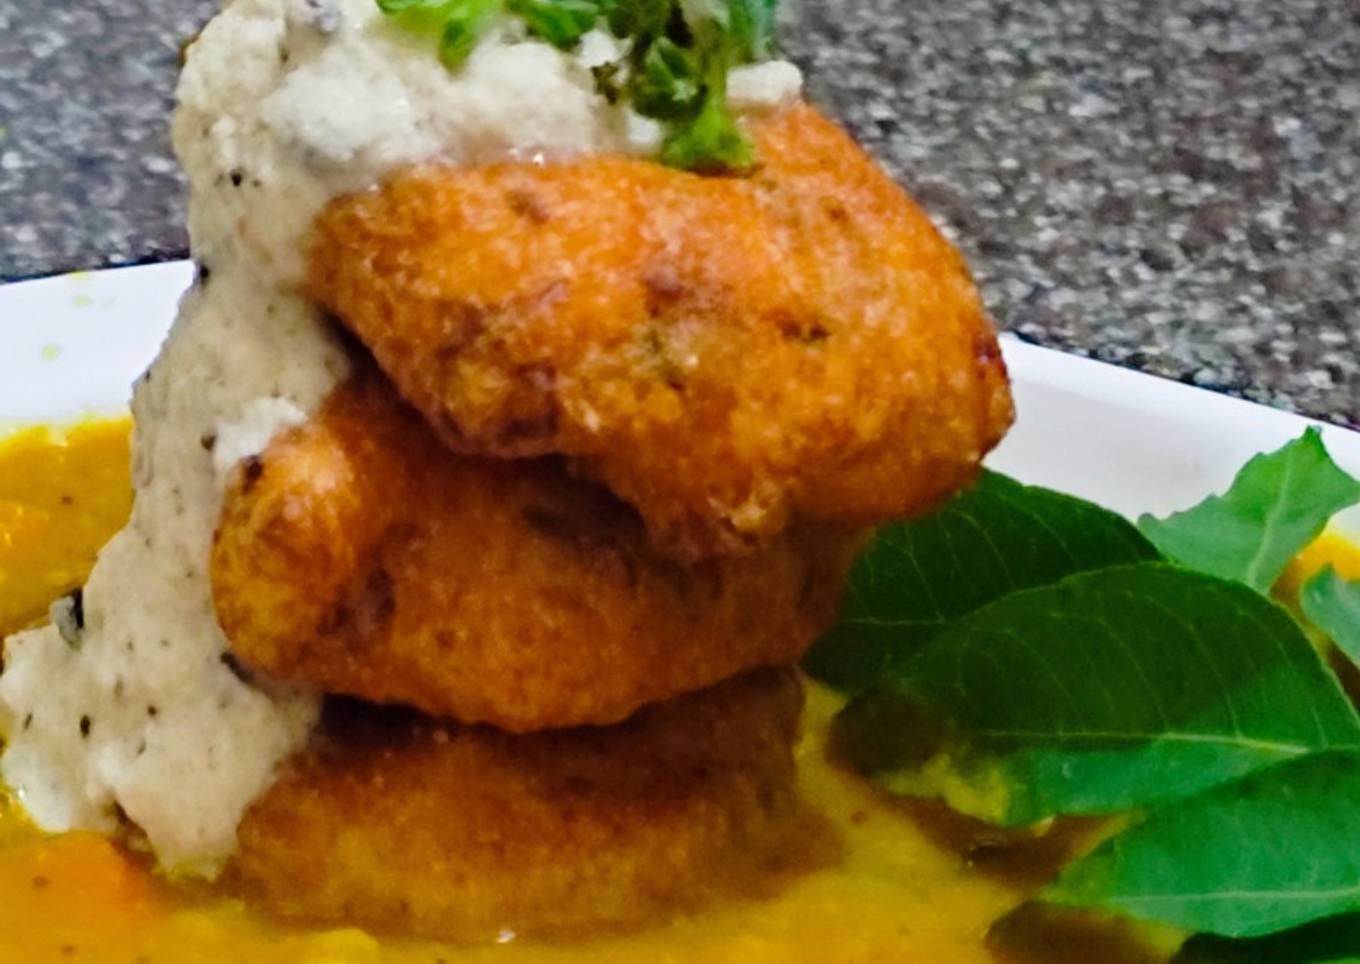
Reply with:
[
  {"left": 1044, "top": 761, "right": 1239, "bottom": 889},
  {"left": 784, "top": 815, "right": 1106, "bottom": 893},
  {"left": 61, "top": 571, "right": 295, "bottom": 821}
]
[
  {"left": 375, "top": 0, "right": 781, "bottom": 173},
  {"left": 806, "top": 428, "right": 1360, "bottom": 953}
]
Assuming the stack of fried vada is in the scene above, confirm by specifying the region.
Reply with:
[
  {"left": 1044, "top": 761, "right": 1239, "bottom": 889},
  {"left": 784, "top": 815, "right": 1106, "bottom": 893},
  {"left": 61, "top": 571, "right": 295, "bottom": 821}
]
[{"left": 211, "top": 102, "right": 1013, "bottom": 941}]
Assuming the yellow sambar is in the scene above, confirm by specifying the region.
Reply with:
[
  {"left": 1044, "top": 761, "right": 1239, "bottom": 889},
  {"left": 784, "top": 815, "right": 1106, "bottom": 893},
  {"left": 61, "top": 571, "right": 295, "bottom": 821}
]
[
  {"left": 0, "top": 421, "right": 1281, "bottom": 963},
  {"left": 0, "top": 421, "right": 132, "bottom": 635}
]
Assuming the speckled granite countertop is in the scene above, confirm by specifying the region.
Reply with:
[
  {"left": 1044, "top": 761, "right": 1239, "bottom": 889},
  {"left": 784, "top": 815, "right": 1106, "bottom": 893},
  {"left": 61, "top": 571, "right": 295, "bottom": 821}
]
[{"left": 1, "top": 0, "right": 1356, "bottom": 425}]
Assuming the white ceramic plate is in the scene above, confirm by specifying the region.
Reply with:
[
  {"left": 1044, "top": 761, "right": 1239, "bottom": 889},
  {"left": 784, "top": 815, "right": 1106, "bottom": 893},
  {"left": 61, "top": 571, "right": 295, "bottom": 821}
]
[{"left": 1, "top": 262, "right": 1358, "bottom": 538}]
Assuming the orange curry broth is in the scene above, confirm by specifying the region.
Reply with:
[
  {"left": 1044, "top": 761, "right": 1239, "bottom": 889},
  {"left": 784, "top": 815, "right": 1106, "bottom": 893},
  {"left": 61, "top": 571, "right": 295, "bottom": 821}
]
[{"left": 9, "top": 419, "right": 1352, "bottom": 963}]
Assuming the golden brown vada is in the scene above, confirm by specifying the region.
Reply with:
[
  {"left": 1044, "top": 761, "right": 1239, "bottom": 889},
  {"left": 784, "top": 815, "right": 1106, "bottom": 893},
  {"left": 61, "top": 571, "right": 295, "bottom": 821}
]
[
  {"left": 307, "top": 102, "right": 1013, "bottom": 561},
  {"left": 231, "top": 669, "right": 814, "bottom": 942},
  {"left": 210, "top": 368, "right": 863, "bottom": 732}
]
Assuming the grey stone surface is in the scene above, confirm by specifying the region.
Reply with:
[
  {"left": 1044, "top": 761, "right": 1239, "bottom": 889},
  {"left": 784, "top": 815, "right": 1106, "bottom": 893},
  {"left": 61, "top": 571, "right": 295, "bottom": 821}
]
[
  {"left": 0, "top": 0, "right": 214, "bottom": 276},
  {"left": 1, "top": 0, "right": 1357, "bottom": 425}
]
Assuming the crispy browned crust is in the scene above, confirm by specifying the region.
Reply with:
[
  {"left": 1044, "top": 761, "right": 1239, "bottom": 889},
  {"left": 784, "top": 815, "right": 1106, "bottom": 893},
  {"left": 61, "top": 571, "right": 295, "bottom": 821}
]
[
  {"left": 210, "top": 369, "right": 864, "bottom": 732},
  {"left": 307, "top": 102, "right": 1014, "bottom": 561},
  {"left": 231, "top": 669, "right": 814, "bottom": 942}
]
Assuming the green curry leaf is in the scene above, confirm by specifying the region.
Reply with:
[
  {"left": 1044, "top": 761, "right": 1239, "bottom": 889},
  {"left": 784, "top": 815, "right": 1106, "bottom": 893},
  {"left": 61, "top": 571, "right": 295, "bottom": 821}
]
[
  {"left": 1177, "top": 912, "right": 1360, "bottom": 963},
  {"left": 803, "top": 471, "right": 1160, "bottom": 693},
  {"left": 1302, "top": 566, "right": 1360, "bottom": 667},
  {"left": 1050, "top": 750, "right": 1360, "bottom": 939},
  {"left": 1138, "top": 430, "right": 1360, "bottom": 593},
  {"left": 834, "top": 564, "right": 1360, "bottom": 827}
]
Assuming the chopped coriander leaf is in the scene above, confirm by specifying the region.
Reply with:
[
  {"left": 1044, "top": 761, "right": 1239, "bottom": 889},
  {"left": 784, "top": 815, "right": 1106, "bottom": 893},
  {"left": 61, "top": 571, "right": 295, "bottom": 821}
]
[
  {"left": 377, "top": 0, "right": 446, "bottom": 10},
  {"left": 632, "top": 37, "right": 704, "bottom": 118},
  {"left": 438, "top": 0, "right": 503, "bottom": 69},
  {"left": 605, "top": 0, "right": 672, "bottom": 40},
  {"left": 509, "top": 0, "right": 603, "bottom": 48},
  {"left": 381, "top": 0, "right": 467, "bottom": 34},
  {"left": 725, "top": 0, "right": 778, "bottom": 60},
  {"left": 375, "top": 0, "right": 785, "bottom": 174},
  {"left": 661, "top": 80, "right": 754, "bottom": 173}
]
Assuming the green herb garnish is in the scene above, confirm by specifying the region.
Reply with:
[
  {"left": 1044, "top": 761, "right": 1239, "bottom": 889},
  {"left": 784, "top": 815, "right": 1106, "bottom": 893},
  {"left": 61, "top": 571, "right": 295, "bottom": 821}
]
[
  {"left": 724, "top": 0, "right": 778, "bottom": 60},
  {"left": 507, "top": 0, "right": 602, "bottom": 48},
  {"left": 375, "top": 0, "right": 781, "bottom": 173},
  {"left": 808, "top": 429, "right": 1360, "bottom": 951},
  {"left": 658, "top": 70, "right": 753, "bottom": 173},
  {"left": 631, "top": 38, "right": 704, "bottom": 118},
  {"left": 441, "top": 0, "right": 504, "bottom": 68}
]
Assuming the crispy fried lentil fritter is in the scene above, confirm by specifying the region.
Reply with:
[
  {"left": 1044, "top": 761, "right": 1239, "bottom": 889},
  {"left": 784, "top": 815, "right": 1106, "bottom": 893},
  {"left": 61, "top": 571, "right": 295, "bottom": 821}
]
[
  {"left": 307, "top": 103, "right": 1013, "bottom": 561},
  {"left": 210, "top": 369, "right": 864, "bottom": 732},
  {"left": 231, "top": 669, "right": 813, "bottom": 941}
]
